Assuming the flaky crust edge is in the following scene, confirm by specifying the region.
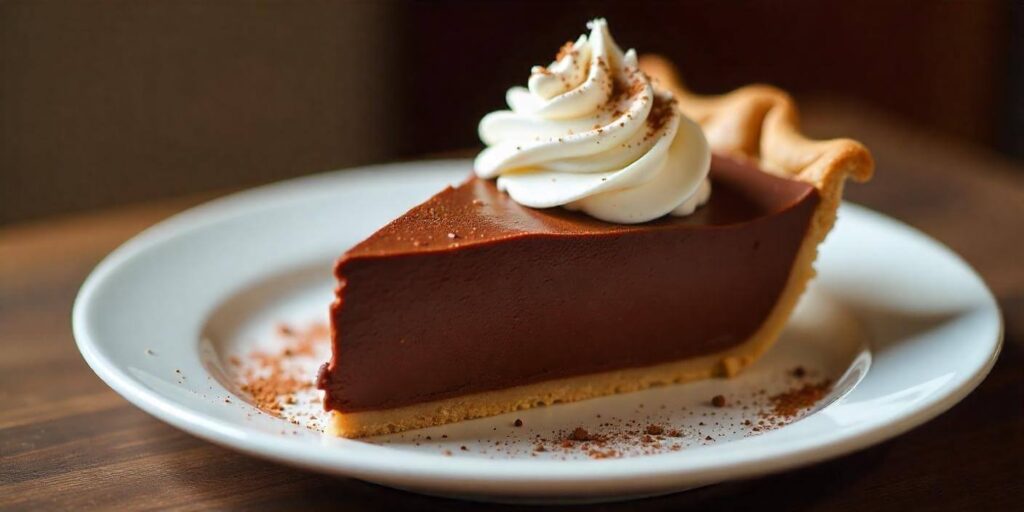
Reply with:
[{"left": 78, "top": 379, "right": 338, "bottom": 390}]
[{"left": 641, "top": 55, "right": 874, "bottom": 224}]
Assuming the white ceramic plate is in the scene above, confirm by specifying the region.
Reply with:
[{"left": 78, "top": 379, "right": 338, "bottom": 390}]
[{"left": 73, "top": 159, "right": 1002, "bottom": 504}]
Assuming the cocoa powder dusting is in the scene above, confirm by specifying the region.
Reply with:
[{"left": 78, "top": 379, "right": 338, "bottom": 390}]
[
  {"left": 769, "top": 380, "right": 832, "bottom": 418},
  {"left": 507, "top": 369, "right": 834, "bottom": 460},
  {"left": 567, "top": 427, "right": 604, "bottom": 442},
  {"left": 235, "top": 322, "right": 329, "bottom": 423},
  {"left": 646, "top": 94, "right": 675, "bottom": 133},
  {"left": 273, "top": 322, "right": 326, "bottom": 357},
  {"left": 241, "top": 366, "right": 308, "bottom": 416},
  {"left": 555, "top": 41, "right": 575, "bottom": 61}
]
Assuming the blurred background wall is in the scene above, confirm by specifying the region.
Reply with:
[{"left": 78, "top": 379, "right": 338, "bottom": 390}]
[{"left": 1, "top": 0, "right": 1020, "bottom": 225}]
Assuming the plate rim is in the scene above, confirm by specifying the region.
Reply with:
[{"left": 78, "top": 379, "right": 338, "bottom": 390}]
[{"left": 72, "top": 159, "right": 1003, "bottom": 496}]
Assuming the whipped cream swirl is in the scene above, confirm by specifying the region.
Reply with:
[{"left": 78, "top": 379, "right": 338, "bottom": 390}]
[{"left": 474, "top": 19, "right": 711, "bottom": 224}]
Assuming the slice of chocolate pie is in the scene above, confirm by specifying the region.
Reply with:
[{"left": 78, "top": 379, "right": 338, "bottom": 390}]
[{"left": 317, "top": 20, "right": 873, "bottom": 438}]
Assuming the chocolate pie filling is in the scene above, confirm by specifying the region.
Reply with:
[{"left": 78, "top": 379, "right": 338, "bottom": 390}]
[{"left": 318, "top": 154, "right": 819, "bottom": 413}]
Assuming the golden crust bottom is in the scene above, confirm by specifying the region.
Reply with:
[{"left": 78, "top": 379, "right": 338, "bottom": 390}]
[{"left": 326, "top": 56, "right": 873, "bottom": 439}]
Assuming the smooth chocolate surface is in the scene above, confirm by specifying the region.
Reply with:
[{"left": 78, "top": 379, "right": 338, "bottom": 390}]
[{"left": 319, "top": 154, "right": 819, "bottom": 413}]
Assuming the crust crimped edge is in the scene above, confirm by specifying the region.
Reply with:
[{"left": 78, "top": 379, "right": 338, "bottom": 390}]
[{"left": 327, "top": 57, "right": 874, "bottom": 438}]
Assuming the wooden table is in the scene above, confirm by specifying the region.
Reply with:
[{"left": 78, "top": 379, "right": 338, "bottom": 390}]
[{"left": 3, "top": 101, "right": 1022, "bottom": 510}]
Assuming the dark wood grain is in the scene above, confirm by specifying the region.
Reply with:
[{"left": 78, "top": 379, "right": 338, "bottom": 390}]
[{"left": 1, "top": 103, "right": 1022, "bottom": 510}]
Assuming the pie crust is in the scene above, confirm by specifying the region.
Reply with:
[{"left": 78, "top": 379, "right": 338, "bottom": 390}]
[{"left": 327, "top": 56, "right": 874, "bottom": 438}]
